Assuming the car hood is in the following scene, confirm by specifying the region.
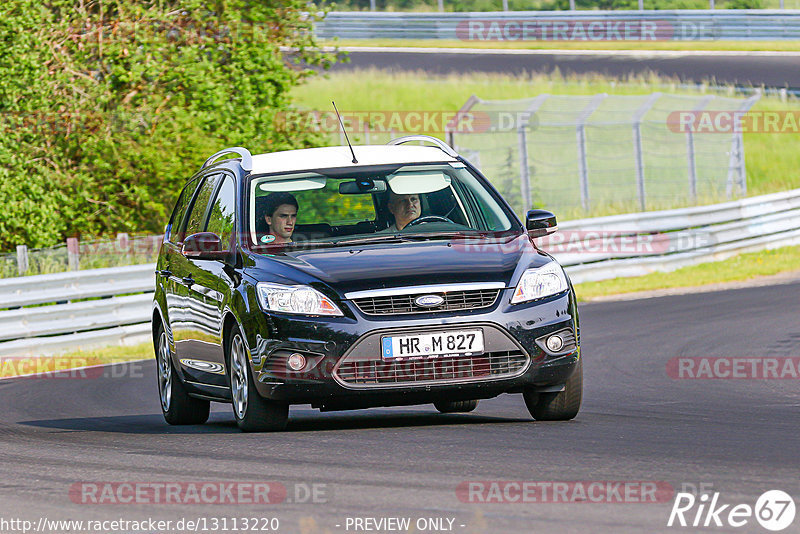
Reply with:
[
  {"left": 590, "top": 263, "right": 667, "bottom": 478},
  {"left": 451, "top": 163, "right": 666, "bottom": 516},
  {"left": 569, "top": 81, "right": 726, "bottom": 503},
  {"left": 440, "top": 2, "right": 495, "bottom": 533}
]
[{"left": 245, "top": 235, "right": 553, "bottom": 295}]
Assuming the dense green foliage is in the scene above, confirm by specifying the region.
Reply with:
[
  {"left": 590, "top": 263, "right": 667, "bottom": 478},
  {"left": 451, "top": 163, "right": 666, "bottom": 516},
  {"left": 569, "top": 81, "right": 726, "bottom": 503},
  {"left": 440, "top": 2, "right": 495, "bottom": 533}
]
[{"left": 0, "top": 0, "right": 337, "bottom": 250}]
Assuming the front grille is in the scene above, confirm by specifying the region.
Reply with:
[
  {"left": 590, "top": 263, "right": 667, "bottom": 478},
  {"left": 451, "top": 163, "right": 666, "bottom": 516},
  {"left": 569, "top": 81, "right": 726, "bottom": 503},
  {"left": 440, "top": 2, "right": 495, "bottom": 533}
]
[
  {"left": 334, "top": 350, "right": 529, "bottom": 387},
  {"left": 352, "top": 289, "right": 501, "bottom": 316}
]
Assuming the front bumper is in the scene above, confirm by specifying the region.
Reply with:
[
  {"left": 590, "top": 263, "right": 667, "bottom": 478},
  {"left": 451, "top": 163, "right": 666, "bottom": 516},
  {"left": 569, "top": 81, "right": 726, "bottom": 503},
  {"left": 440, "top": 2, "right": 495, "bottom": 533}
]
[{"left": 246, "top": 289, "right": 580, "bottom": 409}]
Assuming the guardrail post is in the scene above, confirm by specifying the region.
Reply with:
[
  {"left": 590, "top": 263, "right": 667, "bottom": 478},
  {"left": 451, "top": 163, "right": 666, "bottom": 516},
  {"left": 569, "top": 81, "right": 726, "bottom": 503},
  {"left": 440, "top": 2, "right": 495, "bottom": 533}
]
[
  {"left": 67, "top": 237, "right": 80, "bottom": 271},
  {"left": 569, "top": 0, "right": 575, "bottom": 10},
  {"left": 576, "top": 94, "right": 606, "bottom": 211},
  {"left": 438, "top": 0, "right": 444, "bottom": 12},
  {"left": 632, "top": 93, "right": 661, "bottom": 212},
  {"left": 16, "top": 245, "right": 28, "bottom": 276},
  {"left": 502, "top": 0, "right": 509, "bottom": 10}
]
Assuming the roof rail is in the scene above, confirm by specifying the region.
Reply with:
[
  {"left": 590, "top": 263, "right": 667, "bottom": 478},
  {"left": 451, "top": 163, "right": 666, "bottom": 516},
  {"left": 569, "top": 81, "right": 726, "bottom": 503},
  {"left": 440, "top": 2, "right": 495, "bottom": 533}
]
[
  {"left": 202, "top": 147, "right": 253, "bottom": 171},
  {"left": 387, "top": 135, "right": 458, "bottom": 159}
]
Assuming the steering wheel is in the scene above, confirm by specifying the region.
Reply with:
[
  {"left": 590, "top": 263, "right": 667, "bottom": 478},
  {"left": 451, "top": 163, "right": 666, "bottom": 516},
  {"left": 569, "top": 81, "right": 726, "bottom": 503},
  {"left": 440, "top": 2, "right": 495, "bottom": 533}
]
[{"left": 404, "top": 215, "right": 455, "bottom": 228}]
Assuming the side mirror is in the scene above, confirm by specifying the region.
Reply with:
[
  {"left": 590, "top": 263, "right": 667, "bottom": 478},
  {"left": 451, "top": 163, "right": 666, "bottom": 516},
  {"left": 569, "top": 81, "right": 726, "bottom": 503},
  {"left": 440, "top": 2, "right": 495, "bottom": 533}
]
[
  {"left": 182, "top": 232, "right": 228, "bottom": 260},
  {"left": 526, "top": 209, "right": 558, "bottom": 238}
]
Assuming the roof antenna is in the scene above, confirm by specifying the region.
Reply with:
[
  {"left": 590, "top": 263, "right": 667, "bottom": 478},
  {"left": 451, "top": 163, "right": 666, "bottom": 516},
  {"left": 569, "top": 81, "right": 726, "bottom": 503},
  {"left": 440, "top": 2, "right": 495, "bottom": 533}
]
[{"left": 332, "top": 101, "right": 358, "bottom": 164}]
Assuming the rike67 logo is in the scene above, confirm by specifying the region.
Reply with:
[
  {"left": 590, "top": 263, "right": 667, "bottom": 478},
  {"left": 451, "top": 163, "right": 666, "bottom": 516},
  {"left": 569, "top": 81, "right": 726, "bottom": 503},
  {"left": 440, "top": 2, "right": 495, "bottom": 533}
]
[{"left": 668, "top": 490, "right": 796, "bottom": 531}]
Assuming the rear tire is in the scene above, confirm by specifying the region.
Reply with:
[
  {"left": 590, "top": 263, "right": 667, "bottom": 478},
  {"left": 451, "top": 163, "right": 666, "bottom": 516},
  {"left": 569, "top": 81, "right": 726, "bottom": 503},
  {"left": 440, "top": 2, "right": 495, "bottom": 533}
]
[
  {"left": 228, "top": 325, "right": 288, "bottom": 432},
  {"left": 434, "top": 399, "right": 479, "bottom": 413},
  {"left": 155, "top": 324, "right": 210, "bottom": 425},
  {"left": 524, "top": 359, "right": 582, "bottom": 421}
]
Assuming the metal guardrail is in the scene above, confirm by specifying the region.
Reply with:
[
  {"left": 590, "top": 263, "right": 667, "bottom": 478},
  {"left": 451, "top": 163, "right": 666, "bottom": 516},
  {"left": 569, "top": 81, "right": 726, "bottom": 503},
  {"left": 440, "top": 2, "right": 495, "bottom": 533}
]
[
  {"left": 1, "top": 188, "right": 798, "bottom": 357},
  {"left": 545, "top": 188, "right": 800, "bottom": 282},
  {"left": 315, "top": 10, "right": 800, "bottom": 40}
]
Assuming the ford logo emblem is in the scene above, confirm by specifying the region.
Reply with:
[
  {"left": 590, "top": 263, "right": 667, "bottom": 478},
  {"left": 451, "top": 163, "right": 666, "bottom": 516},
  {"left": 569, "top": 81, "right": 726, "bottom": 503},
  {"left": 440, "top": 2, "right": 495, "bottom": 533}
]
[{"left": 415, "top": 294, "right": 444, "bottom": 308}]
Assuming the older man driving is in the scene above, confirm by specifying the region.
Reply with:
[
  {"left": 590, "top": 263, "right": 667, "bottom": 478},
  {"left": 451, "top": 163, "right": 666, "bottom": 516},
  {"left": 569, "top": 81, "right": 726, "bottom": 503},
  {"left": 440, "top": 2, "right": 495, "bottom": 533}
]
[{"left": 386, "top": 192, "right": 421, "bottom": 232}]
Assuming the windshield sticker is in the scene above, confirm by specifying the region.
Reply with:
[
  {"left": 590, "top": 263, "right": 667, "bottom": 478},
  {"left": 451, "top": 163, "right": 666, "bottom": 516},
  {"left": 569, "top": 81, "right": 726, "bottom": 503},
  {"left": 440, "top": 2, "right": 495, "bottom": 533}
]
[{"left": 260, "top": 234, "right": 276, "bottom": 244}]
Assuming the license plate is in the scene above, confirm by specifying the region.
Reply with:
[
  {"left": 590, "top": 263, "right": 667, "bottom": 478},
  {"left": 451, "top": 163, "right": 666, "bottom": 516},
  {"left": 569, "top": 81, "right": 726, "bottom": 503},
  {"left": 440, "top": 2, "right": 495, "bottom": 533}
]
[{"left": 381, "top": 330, "right": 484, "bottom": 360}]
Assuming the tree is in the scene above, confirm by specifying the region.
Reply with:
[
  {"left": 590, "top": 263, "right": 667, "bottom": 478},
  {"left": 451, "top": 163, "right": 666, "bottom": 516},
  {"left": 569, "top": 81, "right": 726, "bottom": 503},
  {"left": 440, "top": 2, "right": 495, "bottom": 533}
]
[{"left": 0, "top": 0, "right": 338, "bottom": 249}]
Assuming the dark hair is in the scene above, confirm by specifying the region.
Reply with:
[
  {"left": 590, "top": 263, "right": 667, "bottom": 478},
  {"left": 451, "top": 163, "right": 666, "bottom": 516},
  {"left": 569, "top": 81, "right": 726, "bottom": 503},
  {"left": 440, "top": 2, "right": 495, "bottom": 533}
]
[{"left": 261, "top": 192, "right": 298, "bottom": 219}]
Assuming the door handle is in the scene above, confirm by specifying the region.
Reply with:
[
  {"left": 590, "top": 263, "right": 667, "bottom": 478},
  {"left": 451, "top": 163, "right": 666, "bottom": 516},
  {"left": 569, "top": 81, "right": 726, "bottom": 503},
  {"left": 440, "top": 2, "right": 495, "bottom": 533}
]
[{"left": 182, "top": 276, "right": 195, "bottom": 287}]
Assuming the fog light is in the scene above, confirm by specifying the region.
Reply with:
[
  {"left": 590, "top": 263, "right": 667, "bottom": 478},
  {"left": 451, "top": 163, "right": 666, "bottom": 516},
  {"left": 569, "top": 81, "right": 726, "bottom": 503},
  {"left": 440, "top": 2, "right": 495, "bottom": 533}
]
[
  {"left": 545, "top": 334, "right": 564, "bottom": 353},
  {"left": 287, "top": 353, "right": 306, "bottom": 371}
]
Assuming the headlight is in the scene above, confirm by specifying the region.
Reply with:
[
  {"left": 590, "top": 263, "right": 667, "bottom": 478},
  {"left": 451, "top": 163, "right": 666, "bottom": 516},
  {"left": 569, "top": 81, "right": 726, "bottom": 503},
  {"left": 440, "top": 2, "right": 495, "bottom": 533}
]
[
  {"left": 510, "top": 262, "right": 568, "bottom": 304},
  {"left": 256, "top": 282, "right": 343, "bottom": 316}
]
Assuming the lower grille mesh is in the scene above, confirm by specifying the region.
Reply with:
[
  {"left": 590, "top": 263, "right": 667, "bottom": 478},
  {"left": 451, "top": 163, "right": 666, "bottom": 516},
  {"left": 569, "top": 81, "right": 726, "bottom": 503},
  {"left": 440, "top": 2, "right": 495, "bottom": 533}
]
[{"left": 335, "top": 350, "right": 528, "bottom": 386}]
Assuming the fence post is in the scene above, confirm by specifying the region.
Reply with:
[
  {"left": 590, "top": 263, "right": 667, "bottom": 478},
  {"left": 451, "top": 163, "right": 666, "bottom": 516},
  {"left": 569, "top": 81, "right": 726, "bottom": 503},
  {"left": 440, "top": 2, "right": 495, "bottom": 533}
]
[
  {"left": 632, "top": 93, "right": 661, "bottom": 212},
  {"left": 569, "top": 0, "right": 575, "bottom": 10},
  {"left": 517, "top": 126, "right": 531, "bottom": 212},
  {"left": 575, "top": 94, "right": 606, "bottom": 211},
  {"left": 725, "top": 92, "right": 760, "bottom": 197},
  {"left": 685, "top": 95, "right": 715, "bottom": 204},
  {"left": 438, "top": 0, "right": 444, "bottom": 12},
  {"left": 515, "top": 94, "right": 550, "bottom": 211},
  {"left": 502, "top": 0, "right": 509, "bottom": 10},
  {"left": 16, "top": 245, "right": 28, "bottom": 276},
  {"left": 370, "top": 0, "right": 376, "bottom": 10},
  {"left": 67, "top": 237, "right": 80, "bottom": 271}
]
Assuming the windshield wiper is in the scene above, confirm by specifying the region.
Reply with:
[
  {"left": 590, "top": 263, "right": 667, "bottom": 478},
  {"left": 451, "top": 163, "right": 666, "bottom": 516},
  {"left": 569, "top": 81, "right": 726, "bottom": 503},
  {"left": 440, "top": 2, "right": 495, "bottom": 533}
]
[
  {"left": 398, "top": 231, "right": 490, "bottom": 240},
  {"left": 329, "top": 234, "right": 408, "bottom": 246}
]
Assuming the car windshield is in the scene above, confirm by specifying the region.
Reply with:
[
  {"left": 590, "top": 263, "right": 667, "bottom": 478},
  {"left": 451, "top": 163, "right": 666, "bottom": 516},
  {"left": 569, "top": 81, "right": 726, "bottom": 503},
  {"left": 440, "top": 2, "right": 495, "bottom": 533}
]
[{"left": 247, "top": 162, "right": 517, "bottom": 249}]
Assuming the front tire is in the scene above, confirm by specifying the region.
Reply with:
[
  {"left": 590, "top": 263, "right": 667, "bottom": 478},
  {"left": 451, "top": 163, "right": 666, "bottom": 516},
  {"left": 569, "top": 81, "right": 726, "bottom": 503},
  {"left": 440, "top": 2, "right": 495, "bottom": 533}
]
[
  {"left": 524, "top": 359, "right": 583, "bottom": 421},
  {"left": 155, "top": 325, "right": 210, "bottom": 425},
  {"left": 434, "top": 399, "right": 479, "bottom": 413},
  {"left": 228, "top": 325, "right": 288, "bottom": 432}
]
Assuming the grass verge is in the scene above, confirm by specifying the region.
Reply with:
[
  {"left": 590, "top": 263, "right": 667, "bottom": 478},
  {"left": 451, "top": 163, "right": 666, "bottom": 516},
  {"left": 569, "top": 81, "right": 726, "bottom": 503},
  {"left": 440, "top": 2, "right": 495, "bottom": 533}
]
[
  {"left": 573, "top": 244, "right": 800, "bottom": 301},
  {"left": 0, "top": 342, "right": 152, "bottom": 378},
  {"left": 331, "top": 38, "right": 800, "bottom": 53}
]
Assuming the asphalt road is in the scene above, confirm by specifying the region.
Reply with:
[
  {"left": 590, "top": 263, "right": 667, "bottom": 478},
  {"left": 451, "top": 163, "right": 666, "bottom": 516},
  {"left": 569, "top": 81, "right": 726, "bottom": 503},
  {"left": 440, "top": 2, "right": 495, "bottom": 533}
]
[
  {"left": 1, "top": 281, "right": 798, "bottom": 533},
  {"left": 335, "top": 49, "right": 800, "bottom": 90}
]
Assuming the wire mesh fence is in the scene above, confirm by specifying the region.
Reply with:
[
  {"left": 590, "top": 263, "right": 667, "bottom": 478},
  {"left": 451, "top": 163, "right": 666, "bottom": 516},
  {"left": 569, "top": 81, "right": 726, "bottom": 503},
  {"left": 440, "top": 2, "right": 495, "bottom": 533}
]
[
  {"left": 448, "top": 91, "right": 760, "bottom": 218},
  {"left": 0, "top": 234, "right": 162, "bottom": 279}
]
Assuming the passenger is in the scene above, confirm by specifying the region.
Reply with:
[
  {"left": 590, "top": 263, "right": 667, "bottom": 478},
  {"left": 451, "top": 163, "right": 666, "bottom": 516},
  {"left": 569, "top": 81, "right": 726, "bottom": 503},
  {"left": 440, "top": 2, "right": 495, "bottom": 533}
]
[
  {"left": 260, "top": 192, "right": 298, "bottom": 244},
  {"left": 386, "top": 191, "right": 421, "bottom": 231}
]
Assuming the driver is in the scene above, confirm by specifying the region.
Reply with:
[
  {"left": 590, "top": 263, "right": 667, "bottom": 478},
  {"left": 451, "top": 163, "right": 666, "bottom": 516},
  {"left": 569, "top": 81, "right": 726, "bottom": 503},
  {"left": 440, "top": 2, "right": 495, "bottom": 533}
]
[{"left": 386, "top": 192, "right": 421, "bottom": 231}]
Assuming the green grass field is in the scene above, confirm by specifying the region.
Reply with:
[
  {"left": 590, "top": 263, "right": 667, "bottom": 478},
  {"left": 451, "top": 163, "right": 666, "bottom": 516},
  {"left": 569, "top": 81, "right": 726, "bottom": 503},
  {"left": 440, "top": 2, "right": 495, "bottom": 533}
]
[
  {"left": 331, "top": 38, "right": 800, "bottom": 52},
  {"left": 574, "top": 244, "right": 800, "bottom": 300}
]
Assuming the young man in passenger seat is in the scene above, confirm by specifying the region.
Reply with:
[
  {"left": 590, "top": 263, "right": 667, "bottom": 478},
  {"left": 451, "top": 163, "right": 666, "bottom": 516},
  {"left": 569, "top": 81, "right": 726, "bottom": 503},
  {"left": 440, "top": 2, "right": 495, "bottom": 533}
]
[{"left": 260, "top": 192, "right": 298, "bottom": 244}]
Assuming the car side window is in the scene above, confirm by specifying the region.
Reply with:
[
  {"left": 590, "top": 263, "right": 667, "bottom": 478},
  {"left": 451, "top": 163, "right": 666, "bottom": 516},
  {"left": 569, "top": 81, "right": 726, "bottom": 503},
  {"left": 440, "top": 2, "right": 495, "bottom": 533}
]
[
  {"left": 182, "top": 174, "right": 220, "bottom": 240},
  {"left": 205, "top": 175, "right": 236, "bottom": 246},
  {"left": 167, "top": 178, "right": 200, "bottom": 244}
]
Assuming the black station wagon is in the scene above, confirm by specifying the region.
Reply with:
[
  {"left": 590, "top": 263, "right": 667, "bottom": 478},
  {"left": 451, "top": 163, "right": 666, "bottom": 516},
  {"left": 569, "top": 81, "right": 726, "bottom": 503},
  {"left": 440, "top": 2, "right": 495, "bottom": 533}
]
[{"left": 152, "top": 136, "right": 582, "bottom": 431}]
